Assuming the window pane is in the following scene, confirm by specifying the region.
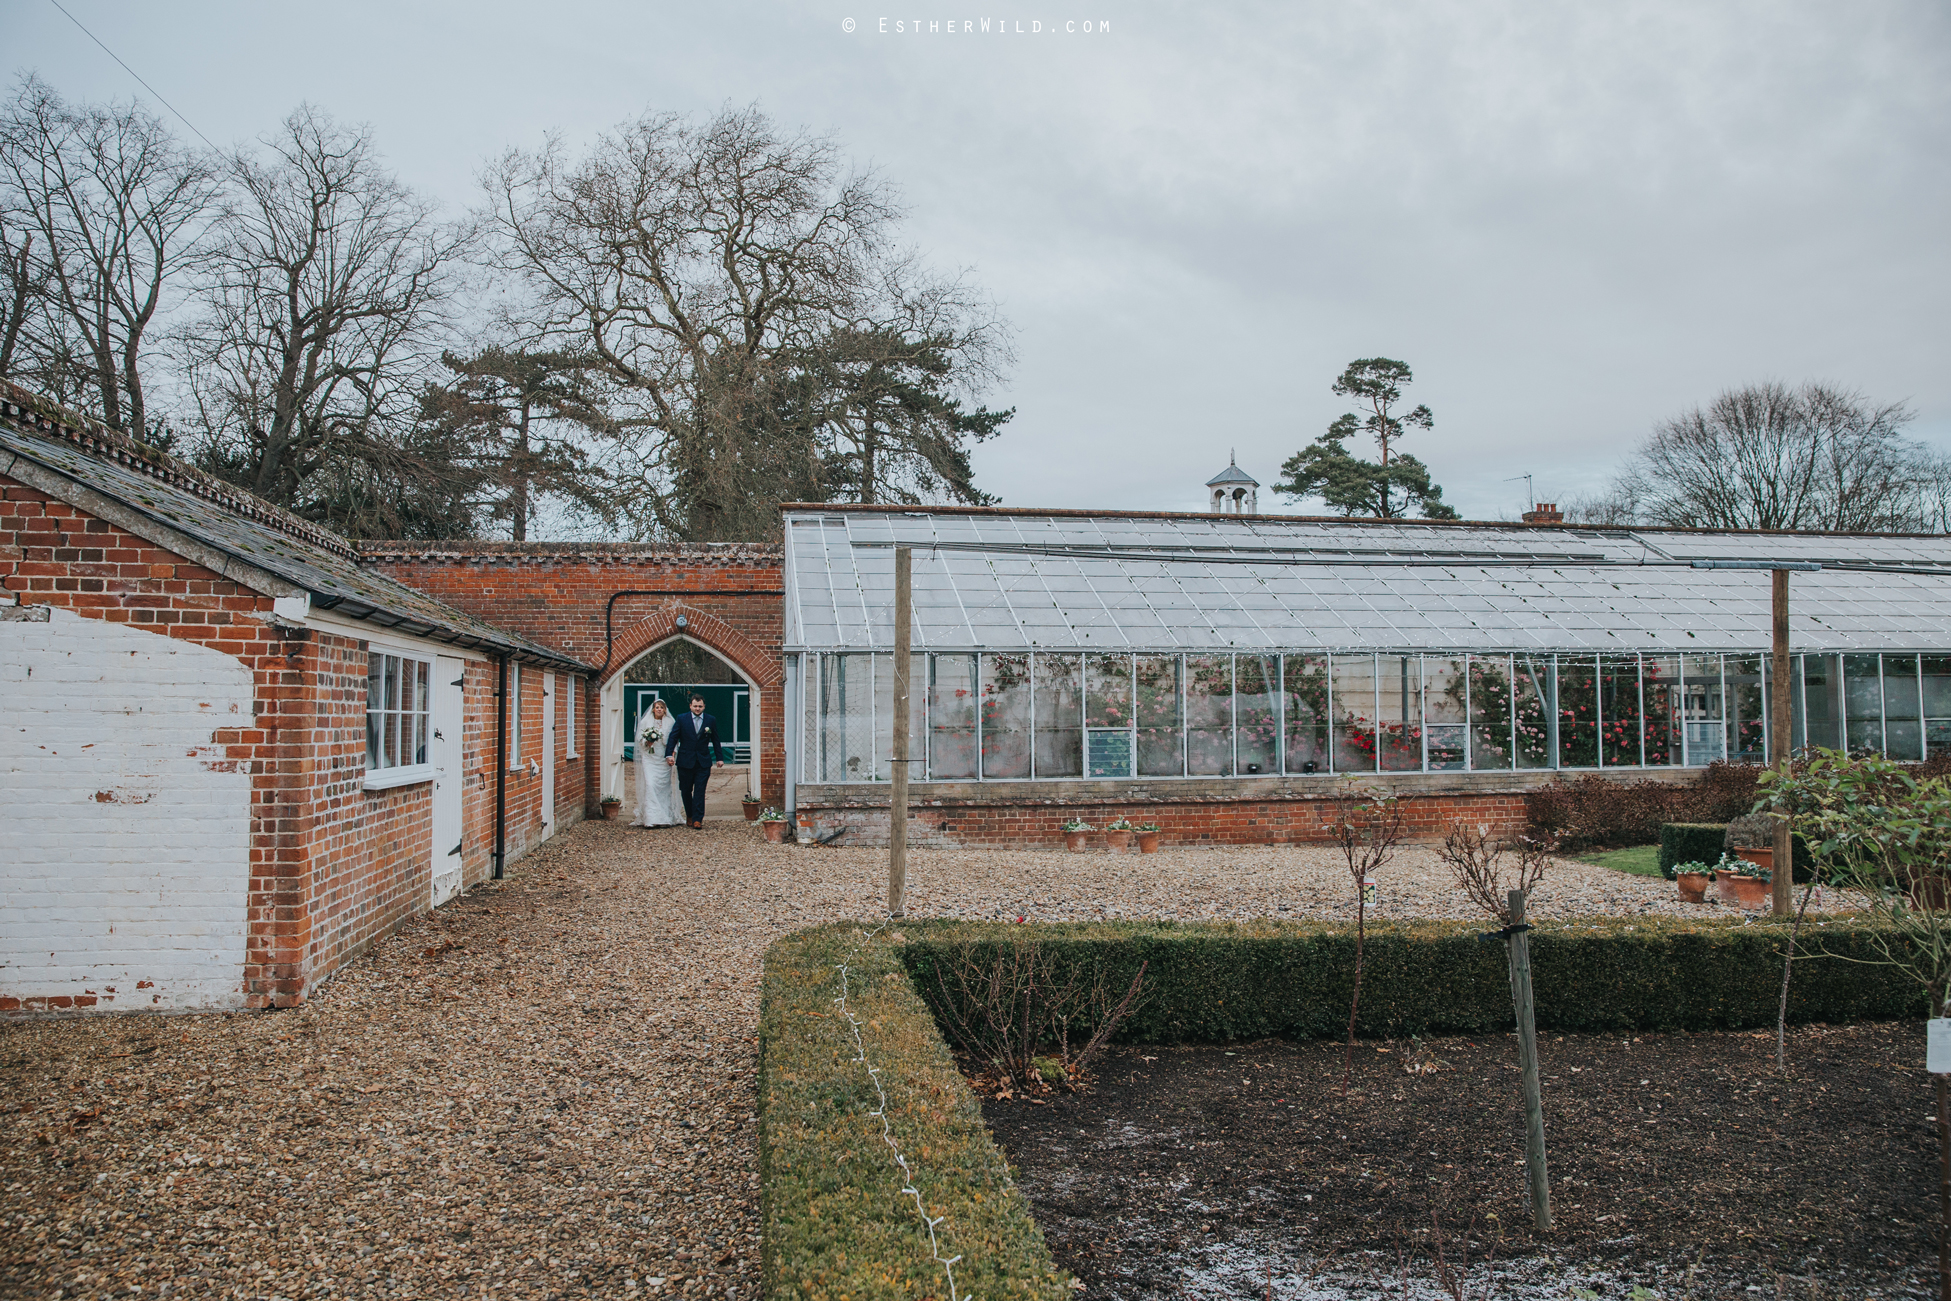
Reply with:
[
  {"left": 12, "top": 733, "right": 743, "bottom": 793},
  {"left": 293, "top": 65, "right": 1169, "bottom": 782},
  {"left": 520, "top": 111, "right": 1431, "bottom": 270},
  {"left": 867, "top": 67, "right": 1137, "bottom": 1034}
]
[
  {"left": 384, "top": 707, "right": 399, "bottom": 768},
  {"left": 1377, "top": 654, "right": 1420, "bottom": 772},
  {"left": 980, "top": 653, "right": 1032, "bottom": 779},
  {"left": 415, "top": 659, "right": 430, "bottom": 714},
  {"left": 1514, "top": 655, "right": 1554, "bottom": 769},
  {"left": 1033, "top": 653, "right": 1082, "bottom": 778},
  {"left": 1725, "top": 655, "right": 1765, "bottom": 764},
  {"left": 1423, "top": 657, "right": 1466, "bottom": 771},
  {"left": 1600, "top": 654, "right": 1642, "bottom": 767},
  {"left": 820, "top": 653, "right": 876, "bottom": 782},
  {"left": 1467, "top": 655, "right": 1513, "bottom": 770},
  {"left": 1085, "top": 654, "right": 1131, "bottom": 728},
  {"left": 1236, "top": 654, "right": 1278, "bottom": 775},
  {"left": 383, "top": 654, "right": 399, "bottom": 712},
  {"left": 1884, "top": 653, "right": 1922, "bottom": 761},
  {"left": 1135, "top": 654, "right": 1183, "bottom": 777},
  {"left": 414, "top": 709, "right": 427, "bottom": 766},
  {"left": 366, "top": 654, "right": 383, "bottom": 768},
  {"left": 928, "top": 654, "right": 979, "bottom": 780},
  {"left": 1282, "top": 654, "right": 1330, "bottom": 774},
  {"left": 1186, "top": 654, "right": 1233, "bottom": 776},
  {"left": 1557, "top": 655, "right": 1598, "bottom": 769},
  {"left": 1925, "top": 655, "right": 1951, "bottom": 756},
  {"left": 1803, "top": 653, "right": 1842, "bottom": 751},
  {"left": 870, "top": 653, "right": 925, "bottom": 781},
  {"left": 1641, "top": 655, "right": 1682, "bottom": 766},
  {"left": 1332, "top": 654, "right": 1377, "bottom": 773},
  {"left": 1843, "top": 653, "right": 1883, "bottom": 755}
]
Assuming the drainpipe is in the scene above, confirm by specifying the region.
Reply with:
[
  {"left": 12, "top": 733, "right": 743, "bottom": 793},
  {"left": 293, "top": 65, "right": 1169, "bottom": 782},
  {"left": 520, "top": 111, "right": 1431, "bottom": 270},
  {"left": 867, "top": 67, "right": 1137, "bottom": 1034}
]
[{"left": 494, "top": 654, "right": 509, "bottom": 880}]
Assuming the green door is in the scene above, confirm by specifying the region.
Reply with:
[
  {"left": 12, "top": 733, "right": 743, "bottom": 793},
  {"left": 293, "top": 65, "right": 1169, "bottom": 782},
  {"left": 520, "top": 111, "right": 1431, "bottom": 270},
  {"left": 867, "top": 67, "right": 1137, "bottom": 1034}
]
[{"left": 623, "top": 683, "right": 750, "bottom": 762}]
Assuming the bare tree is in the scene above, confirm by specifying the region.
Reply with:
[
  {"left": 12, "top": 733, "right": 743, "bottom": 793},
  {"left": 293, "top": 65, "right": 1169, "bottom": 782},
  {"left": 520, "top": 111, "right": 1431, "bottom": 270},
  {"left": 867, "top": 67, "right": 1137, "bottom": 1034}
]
[
  {"left": 181, "top": 106, "right": 466, "bottom": 524},
  {"left": 0, "top": 75, "right": 220, "bottom": 441},
  {"left": 1597, "top": 382, "right": 1925, "bottom": 531},
  {"left": 1333, "top": 788, "right": 1406, "bottom": 1096},
  {"left": 480, "top": 104, "right": 1009, "bottom": 541}
]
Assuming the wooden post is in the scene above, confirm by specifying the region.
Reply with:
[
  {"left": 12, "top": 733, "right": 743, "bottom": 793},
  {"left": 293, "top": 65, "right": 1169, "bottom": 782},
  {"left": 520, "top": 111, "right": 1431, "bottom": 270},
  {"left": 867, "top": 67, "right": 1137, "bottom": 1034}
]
[
  {"left": 1507, "top": 888, "right": 1551, "bottom": 1232},
  {"left": 1939, "top": 1073, "right": 1950, "bottom": 1301},
  {"left": 1771, "top": 569, "right": 1793, "bottom": 917},
  {"left": 888, "top": 547, "right": 912, "bottom": 918}
]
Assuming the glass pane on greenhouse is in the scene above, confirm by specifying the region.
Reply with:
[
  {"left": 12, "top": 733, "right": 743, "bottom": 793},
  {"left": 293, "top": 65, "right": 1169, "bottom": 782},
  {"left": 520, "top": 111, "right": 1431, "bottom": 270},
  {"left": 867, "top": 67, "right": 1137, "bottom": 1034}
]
[
  {"left": 1803, "top": 654, "right": 1842, "bottom": 751},
  {"left": 1135, "top": 654, "right": 1183, "bottom": 776},
  {"left": 1236, "top": 654, "right": 1279, "bottom": 775},
  {"left": 928, "top": 654, "right": 978, "bottom": 780},
  {"left": 1033, "top": 653, "right": 1083, "bottom": 778},
  {"left": 1599, "top": 654, "right": 1642, "bottom": 767},
  {"left": 1884, "top": 653, "right": 1923, "bottom": 761},
  {"left": 818, "top": 653, "right": 880, "bottom": 781},
  {"left": 1085, "top": 653, "right": 1133, "bottom": 777},
  {"left": 1843, "top": 653, "right": 1883, "bottom": 755},
  {"left": 1423, "top": 657, "right": 1466, "bottom": 771},
  {"left": 1682, "top": 654, "right": 1725, "bottom": 765},
  {"left": 1513, "top": 654, "right": 1554, "bottom": 769},
  {"left": 1186, "top": 654, "right": 1234, "bottom": 776},
  {"left": 1926, "top": 655, "right": 1951, "bottom": 757},
  {"left": 1467, "top": 654, "right": 1513, "bottom": 770},
  {"left": 1726, "top": 655, "right": 1766, "bottom": 765},
  {"left": 980, "top": 653, "right": 1032, "bottom": 779},
  {"left": 1282, "top": 654, "right": 1330, "bottom": 774},
  {"left": 1377, "top": 654, "right": 1421, "bottom": 773},
  {"left": 1333, "top": 654, "right": 1377, "bottom": 773},
  {"left": 1641, "top": 654, "right": 1681, "bottom": 766},
  {"left": 1557, "top": 655, "right": 1598, "bottom": 769}
]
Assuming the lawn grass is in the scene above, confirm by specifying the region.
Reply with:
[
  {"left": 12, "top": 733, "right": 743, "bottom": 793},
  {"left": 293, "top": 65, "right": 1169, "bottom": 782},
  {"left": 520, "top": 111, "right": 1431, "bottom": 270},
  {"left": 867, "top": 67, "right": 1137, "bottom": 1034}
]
[{"left": 1574, "top": 843, "right": 1663, "bottom": 877}]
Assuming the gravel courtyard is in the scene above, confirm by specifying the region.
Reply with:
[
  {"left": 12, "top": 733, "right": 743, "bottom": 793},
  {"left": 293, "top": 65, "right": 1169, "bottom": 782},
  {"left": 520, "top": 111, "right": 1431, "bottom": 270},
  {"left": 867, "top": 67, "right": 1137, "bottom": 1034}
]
[{"left": 1, "top": 821, "right": 1774, "bottom": 1300}]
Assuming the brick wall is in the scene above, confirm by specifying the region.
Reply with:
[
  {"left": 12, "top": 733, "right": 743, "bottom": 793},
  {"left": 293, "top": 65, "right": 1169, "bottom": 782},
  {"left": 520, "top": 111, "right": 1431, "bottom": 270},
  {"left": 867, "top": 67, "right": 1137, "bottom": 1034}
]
[
  {"left": 0, "top": 477, "right": 519, "bottom": 1011},
  {"left": 363, "top": 542, "right": 786, "bottom": 806}
]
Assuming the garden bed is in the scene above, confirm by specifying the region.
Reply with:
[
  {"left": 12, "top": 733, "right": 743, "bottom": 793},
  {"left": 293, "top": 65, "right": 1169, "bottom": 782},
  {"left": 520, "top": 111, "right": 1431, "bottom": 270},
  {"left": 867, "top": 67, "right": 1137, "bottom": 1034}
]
[{"left": 980, "top": 1022, "right": 1936, "bottom": 1297}]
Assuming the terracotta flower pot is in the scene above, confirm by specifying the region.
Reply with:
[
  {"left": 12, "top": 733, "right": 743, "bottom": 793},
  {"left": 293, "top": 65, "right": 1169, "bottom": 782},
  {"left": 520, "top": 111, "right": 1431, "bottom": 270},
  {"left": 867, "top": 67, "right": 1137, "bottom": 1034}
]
[
  {"left": 1104, "top": 829, "right": 1132, "bottom": 851},
  {"left": 1137, "top": 831, "right": 1160, "bottom": 854},
  {"left": 600, "top": 803, "right": 622, "bottom": 821},
  {"left": 1736, "top": 846, "right": 1774, "bottom": 872},
  {"left": 1721, "top": 873, "right": 1770, "bottom": 908},
  {"left": 762, "top": 821, "right": 786, "bottom": 843},
  {"left": 1064, "top": 830, "right": 1090, "bottom": 852},
  {"left": 1676, "top": 871, "right": 1709, "bottom": 904},
  {"left": 741, "top": 800, "right": 762, "bottom": 822}
]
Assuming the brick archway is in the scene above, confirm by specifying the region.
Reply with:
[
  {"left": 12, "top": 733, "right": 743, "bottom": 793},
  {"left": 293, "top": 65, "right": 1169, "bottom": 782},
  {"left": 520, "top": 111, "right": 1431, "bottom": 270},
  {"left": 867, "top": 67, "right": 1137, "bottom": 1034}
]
[{"left": 603, "top": 603, "right": 782, "bottom": 689}]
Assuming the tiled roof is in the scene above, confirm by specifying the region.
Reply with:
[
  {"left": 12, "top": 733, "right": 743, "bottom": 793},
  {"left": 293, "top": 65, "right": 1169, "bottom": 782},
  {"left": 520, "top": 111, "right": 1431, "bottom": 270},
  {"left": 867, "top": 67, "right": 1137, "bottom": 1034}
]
[{"left": 0, "top": 381, "right": 592, "bottom": 671}]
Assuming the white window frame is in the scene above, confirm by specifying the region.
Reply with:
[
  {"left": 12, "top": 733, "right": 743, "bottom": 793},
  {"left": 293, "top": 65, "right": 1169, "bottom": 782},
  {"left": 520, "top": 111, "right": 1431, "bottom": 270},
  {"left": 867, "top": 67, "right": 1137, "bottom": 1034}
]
[
  {"left": 566, "top": 675, "right": 579, "bottom": 758},
  {"left": 365, "top": 647, "right": 436, "bottom": 790},
  {"left": 509, "top": 663, "right": 524, "bottom": 769}
]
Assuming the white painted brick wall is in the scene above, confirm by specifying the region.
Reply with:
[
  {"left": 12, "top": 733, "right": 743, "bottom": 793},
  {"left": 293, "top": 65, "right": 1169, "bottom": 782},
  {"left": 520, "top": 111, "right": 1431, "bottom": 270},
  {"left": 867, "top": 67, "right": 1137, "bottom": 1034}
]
[{"left": 0, "top": 608, "right": 254, "bottom": 1011}]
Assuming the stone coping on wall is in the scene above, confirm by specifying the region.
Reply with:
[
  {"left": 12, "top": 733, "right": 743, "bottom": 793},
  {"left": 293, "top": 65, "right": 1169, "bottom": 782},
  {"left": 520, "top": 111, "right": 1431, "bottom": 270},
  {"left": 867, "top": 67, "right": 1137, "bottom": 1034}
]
[{"left": 795, "top": 767, "right": 1702, "bottom": 808}]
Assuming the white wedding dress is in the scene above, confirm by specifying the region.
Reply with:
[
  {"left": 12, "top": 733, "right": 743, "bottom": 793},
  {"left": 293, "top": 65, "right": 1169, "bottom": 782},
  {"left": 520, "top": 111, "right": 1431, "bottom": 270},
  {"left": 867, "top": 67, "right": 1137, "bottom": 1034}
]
[{"left": 635, "top": 713, "right": 679, "bottom": 827}]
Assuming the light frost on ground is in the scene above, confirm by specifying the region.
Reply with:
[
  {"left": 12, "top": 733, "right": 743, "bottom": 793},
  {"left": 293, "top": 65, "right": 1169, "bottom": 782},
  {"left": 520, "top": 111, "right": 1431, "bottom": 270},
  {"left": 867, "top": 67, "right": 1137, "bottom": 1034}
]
[{"left": 1, "top": 823, "right": 1768, "bottom": 1299}]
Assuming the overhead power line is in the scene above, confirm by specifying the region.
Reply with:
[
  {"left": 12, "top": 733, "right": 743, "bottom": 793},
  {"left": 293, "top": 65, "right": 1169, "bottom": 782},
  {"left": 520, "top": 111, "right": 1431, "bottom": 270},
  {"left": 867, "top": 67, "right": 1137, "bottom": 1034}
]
[{"left": 45, "top": 0, "right": 220, "bottom": 151}]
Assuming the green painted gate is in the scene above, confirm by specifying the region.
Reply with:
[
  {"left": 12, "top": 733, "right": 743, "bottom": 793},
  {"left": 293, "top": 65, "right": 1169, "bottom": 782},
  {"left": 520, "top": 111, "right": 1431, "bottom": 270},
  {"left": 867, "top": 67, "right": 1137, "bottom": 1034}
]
[{"left": 622, "top": 683, "right": 750, "bottom": 763}]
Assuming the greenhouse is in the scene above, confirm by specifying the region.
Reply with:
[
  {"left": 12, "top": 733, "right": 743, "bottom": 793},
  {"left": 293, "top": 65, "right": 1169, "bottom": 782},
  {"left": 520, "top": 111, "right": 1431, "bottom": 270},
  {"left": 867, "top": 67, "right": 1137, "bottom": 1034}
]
[{"left": 780, "top": 507, "right": 1951, "bottom": 798}]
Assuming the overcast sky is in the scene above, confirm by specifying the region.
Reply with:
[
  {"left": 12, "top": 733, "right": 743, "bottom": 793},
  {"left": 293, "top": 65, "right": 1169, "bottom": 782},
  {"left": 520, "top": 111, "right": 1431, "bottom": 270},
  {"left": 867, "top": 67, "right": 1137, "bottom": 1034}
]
[{"left": 7, "top": 0, "right": 1948, "bottom": 520}]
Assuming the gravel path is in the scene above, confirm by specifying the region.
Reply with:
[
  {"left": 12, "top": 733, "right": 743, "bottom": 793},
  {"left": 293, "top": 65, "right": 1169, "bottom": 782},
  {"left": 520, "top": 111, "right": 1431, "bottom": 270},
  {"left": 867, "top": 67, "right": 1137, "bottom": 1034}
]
[{"left": 0, "top": 822, "right": 1791, "bottom": 1300}]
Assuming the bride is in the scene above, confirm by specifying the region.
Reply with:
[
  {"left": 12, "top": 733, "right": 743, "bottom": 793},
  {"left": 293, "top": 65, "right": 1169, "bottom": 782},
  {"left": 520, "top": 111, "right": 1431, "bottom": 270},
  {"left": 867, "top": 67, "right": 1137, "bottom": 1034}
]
[{"left": 634, "top": 698, "right": 679, "bottom": 828}]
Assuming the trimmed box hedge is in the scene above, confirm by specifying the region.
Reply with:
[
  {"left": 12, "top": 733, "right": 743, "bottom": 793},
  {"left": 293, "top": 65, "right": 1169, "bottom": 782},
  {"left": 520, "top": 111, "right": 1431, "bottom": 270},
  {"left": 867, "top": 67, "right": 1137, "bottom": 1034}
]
[
  {"left": 900, "top": 916, "right": 1922, "bottom": 1042},
  {"left": 759, "top": 924, "right": 1071, "bottom": 1301}
]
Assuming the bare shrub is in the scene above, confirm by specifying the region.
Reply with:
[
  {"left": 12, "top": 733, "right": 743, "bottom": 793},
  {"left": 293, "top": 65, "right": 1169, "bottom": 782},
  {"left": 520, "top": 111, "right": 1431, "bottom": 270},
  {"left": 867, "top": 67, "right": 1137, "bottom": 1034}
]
[
  {"left": 1333, "top": 788, "right": 1406, "bottom": 1095},
  {"left": 926, "top": 938, "right": 1146, "bottom": 1091},
  {"left": 1437, "top": 823, "right": 1554, "bottom": 924}
]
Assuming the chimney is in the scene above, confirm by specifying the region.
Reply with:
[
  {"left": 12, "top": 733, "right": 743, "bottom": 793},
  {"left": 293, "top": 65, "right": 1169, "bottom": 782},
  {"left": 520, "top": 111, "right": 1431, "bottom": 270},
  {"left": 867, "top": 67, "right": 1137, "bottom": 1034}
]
[{"left": 1521, "top": 502, "right": 1563, "bottom": 525}]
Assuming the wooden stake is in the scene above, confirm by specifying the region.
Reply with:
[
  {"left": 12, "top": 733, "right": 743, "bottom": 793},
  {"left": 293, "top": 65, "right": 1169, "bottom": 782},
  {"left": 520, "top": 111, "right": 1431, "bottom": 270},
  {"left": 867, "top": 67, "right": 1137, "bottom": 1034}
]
[
  {"left": 888, "top": 546, "right": 912, "bottom": 918},
  {"left": 1508, "top": 888, "right": 1551, "bottom": 1232},
  {"left": 1938, "top": 1072, "right": 1950, "bottom": 1301},
  {"left": 1772, "top": 569, "right": 1793, "bottom": 917}
]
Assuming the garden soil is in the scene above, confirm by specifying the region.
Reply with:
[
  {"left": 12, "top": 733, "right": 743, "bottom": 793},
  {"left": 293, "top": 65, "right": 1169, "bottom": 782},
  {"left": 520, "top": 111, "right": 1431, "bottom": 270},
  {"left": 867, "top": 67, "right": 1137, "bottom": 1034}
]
[{"left": 981, "top": 1022, "right": 1937, "bottom": 1298}]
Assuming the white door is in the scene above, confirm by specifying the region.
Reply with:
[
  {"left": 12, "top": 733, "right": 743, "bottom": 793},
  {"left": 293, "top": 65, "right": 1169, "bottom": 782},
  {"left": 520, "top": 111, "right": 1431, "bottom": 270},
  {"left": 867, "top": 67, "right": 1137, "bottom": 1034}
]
[
  {"left": 542, "top": 672, "right": 556, "bottom": 835},
  {"left": 431, "top": 656, "right": 466, "bottom": 906}
]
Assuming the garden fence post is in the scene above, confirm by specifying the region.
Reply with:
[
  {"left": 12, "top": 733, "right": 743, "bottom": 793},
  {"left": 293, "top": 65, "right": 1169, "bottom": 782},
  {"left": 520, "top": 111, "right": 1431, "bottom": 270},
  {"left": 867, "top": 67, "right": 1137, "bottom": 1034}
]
[
  {"left": 1771, "top": 569, "right": 1793, "bottom": 917},
  {"left": 1507, "top": 888, "right": 1551, "bottom": 1232},
  {"left": 889, "top": 546, "right": 912, "bottom": 918}
]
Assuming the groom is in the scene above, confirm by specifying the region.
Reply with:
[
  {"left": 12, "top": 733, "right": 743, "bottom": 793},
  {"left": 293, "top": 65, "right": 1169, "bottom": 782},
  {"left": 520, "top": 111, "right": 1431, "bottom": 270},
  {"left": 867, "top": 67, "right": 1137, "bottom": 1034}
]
[{"left": 665, "top": 692, "right": 727, "bottom": 829}]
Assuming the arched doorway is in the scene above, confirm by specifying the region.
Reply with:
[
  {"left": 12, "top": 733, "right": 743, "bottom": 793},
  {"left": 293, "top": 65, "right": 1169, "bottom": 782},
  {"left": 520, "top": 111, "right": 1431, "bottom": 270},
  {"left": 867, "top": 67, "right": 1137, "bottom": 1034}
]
[{"left": 600, "top": 635, "right": 762, "bottom": 816}]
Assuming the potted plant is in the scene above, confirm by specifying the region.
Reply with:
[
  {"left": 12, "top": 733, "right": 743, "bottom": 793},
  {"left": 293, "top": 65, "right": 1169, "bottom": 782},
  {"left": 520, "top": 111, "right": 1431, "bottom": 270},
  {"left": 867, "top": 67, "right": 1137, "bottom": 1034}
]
[
  {"left": 599, "top": 796, "right": 623, "bottom": 822},
  {"left": 1716, "top": 852, "right": 1771, "bottom": 908},
  {"left": 759, "top": 807, "right": 788, "bottom": 843},
  {"left": 1673, "top": 859, "right": 1712, "bottom": 904},
  {"left": 1136, "top": 823, "right": 1161, "bottom": 854},
  {"left": 1062, "top": 818, "right": 1094, "bottom": 852},
  {"left": 1104, "top": 817, "right": 1133, "bottom": 851},
  {"left": 741, "top": 794, "right": 763, "bottom": 822}
]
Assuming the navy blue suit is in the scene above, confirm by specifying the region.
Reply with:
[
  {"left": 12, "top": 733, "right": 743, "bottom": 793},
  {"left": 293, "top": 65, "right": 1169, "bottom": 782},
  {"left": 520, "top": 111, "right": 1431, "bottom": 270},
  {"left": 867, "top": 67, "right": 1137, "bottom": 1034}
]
[{"left": 665, "top": 711, "right": 725, "bottom": 824}]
